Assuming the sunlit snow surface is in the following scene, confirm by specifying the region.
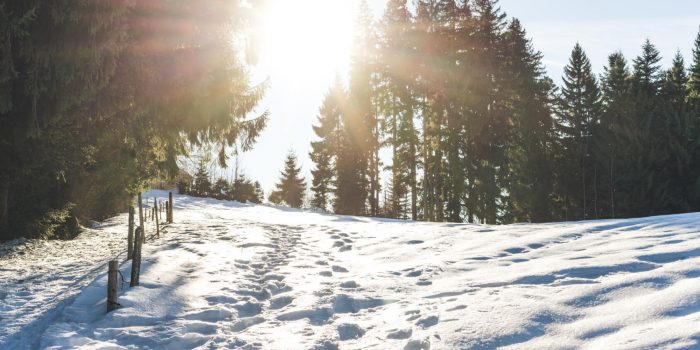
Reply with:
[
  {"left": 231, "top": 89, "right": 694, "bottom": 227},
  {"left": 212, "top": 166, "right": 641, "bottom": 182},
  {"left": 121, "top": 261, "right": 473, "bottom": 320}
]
[{"left": 3, "top": 191, "right": 700, "bottom": 349}]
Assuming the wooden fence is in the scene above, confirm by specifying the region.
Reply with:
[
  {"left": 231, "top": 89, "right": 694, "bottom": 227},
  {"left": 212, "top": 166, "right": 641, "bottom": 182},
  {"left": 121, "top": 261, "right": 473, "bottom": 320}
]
[{"left": 106, "top": 191, "right": 174, "bottom": 313}]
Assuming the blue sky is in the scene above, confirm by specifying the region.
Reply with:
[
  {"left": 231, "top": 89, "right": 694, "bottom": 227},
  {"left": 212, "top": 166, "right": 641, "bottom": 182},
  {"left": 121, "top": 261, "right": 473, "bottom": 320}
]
[{"left": 237, "top": 0, "right": 700, "bottom": 195}]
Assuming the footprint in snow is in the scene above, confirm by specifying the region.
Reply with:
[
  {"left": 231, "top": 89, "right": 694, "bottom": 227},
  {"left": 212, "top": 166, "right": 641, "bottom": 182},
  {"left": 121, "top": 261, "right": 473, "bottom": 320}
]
[
  {"left": 340, "top": 281, "right": 359, "bottom": 289},
  {"left": 332, "top": 265, "right": 348, "bottom": 273},
  {"left": 205, "top": 295, "right": 239, "bottom": 305},
  {"left": 415, "top": 315, "right": 439, "bottom": 329},
  {"left": 406, "top": 270, "right": 423, "bottom": 277},
  {"left": 266, "top": 281, "right": 292, "bottom": 295},
  {"left": 406, "top": 314, "right": 421, "bottom": 321},
  {"left": 235, "top": 288, "right": 271, "bottom": 301},
  {"left": 270, "top": 295, "right": 294, "bottom": 309},
  {"left": 405, "top": 310, "right": 421, "bottom": 321},
  {"left": 263, "top": 274, "right": 285, "bottom": 282},
  {"left": 404, "top": 338, "right": 431, "bottom": 350},
  {"left": 503, "top": 247, "right": 527, "bottom": 254},
  {"left": 182, "top": 307, "right": 233, "bottom": 321},
  {"left": 446, "top": 304, "right": 467, "bottom": 311},
  {"left": 312, "top": 340, "right": 339, "bottom": 350},
  {"left": 233, "top": 301, "right": 263, "bottom": 317},
  {"left": 232, "top": 316, "right": 265, "bottom": 332},
  {"left": 387, "top": 328, "right": 413, "bottom": 339},
  {"left": 338, "top": 323, "right": 365, "bottom": 340},
  {"left": 181, "top": 321, "right": 218, "bottom": 335}
]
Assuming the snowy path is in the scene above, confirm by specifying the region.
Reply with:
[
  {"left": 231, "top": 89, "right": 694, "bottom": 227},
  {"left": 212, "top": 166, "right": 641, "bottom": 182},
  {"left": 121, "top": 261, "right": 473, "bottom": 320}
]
[
  {"left": 0, "top": 215, "right": 132, "bottom": 348},
  {"left": 3, "top": 191, "right": 700, "bottom": 349}
]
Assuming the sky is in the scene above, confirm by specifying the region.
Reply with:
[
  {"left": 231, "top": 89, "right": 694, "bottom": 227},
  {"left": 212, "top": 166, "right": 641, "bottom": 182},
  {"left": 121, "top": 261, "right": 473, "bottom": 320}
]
[{"left": 237, "top": 0, "right": 700, "bottom": 195}]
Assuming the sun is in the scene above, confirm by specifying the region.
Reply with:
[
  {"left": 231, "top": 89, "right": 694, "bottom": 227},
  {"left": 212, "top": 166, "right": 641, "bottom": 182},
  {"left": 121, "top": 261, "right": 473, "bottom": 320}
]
[{"left": 258, "top": 0, "right": 359, "bottom": 80}]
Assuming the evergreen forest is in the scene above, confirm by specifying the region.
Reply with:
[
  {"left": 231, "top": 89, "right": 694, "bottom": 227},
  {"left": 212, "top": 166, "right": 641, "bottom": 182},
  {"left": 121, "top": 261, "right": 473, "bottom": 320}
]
[
  {"left": 1, "top": 0, "right": 700, "bottom": 240},
  {"left": 309, "top": 0, "right": 700, "bottom": 224}
]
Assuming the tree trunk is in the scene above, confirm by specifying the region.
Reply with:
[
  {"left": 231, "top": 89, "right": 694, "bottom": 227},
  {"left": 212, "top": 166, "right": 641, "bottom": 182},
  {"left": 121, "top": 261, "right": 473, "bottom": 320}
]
[
  {"left": 127, "top": 206, "right": 134, "bottom": 260},
  {"left": 610, "top": 155, "right": 615, "bottom": 219},
  {"left": 138, "top": 193, "right": 144, "bottom": 243},
  {"left": 391, "top": 99, "right": 400, "bottom": 218},
  {"left": 411, "top": 158, "right": 417, "bottom": 221},
  {"left": 582, "top": 154, "right": 587, "bottom": 220},
  {"left": 0, "top": 173, "right": 8, "bottom": 232},
  {"left": 410, "top": 132, "right": 418, "bottom": 221},
  {"left": 594, "top": 164, "right": 598, "bottom": 219}
]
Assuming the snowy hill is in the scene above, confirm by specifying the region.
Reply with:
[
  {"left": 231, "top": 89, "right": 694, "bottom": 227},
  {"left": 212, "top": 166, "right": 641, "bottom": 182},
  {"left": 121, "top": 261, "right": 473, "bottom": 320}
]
[{"left": 2, "top": 191, "right": 700, "bottom": 349}]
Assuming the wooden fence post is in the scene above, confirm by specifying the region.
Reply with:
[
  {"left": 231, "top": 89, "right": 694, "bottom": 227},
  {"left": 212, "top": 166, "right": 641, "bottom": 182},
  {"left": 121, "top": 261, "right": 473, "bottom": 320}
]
[
  {"left": 127, "top": 206, "right": 135, "bottom": 260},
  {"left": 168, "top": 192, "right": 173, "bottom": 223},
  {"left": 107, "top": 260, "right": 119, "bottom": 312},
  {"left": 130, "top": 226, "right": 143, "bottom": 287},
  {"left": 154, "top": 199, "right": 160, "bottom": 237},
  {"left": 138, "top": 193, "right": 144, "bottom": 243}
]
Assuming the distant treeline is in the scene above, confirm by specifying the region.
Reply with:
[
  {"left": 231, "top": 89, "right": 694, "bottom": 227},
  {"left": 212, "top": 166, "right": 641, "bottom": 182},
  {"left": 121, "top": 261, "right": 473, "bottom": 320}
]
[
  {"left": 177, "top": 163, "right": 265, "bottom": 204},
  {"left": 310, "top": 0, "right": 700, "bottom": 223},
  {"left": 0, "top": 1, "right": 267, "bottom": 239}
]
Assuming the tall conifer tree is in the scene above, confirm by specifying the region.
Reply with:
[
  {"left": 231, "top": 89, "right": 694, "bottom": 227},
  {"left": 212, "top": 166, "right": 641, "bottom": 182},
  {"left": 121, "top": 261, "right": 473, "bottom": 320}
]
[
  {"left": 687, "top": 30, "right": 700, "bottom": 211},
  {"left": 659, "top": 52, "right": 691, "bottom": 212},
  {"left": 625, "top": 40, "right": 664, "bottom": 216},
  {"left": 502, "top": 19, "right": 556, "bottom": 223},
  {"left": 270, "top": 151, "right": 306, "bottom": 209},
  {"left": 310, "top": 78, "right": 345, "bottom": 211},
  {"left": 348, "top": 0, "right": 380, "bottom": 216},
  {"left": 378, "top": 0, "right": 419, "bottom": 219},
  {"left": 597, "top": 52, "right": 632, "bottom": 218},
  {"left": 555, "top": 43, "right": 602, "bottom": 220}
]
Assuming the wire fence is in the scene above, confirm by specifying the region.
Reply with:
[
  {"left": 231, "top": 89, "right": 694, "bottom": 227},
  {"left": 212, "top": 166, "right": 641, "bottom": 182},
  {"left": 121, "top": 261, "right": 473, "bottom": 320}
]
[{"left": 106, "top": 192, "right": 174, "bottom": 312}]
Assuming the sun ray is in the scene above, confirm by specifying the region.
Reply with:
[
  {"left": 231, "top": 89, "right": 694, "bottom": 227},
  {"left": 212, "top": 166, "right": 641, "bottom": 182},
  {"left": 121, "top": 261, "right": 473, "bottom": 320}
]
[{"left": 258, "top": 0, "right": 359, "bottom": 80}]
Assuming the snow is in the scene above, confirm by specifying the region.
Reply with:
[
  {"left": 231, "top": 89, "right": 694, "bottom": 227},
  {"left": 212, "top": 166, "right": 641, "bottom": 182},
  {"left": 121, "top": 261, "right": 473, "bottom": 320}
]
[{"left": 2, "top": 190, "right": 700, "bottom": 349}]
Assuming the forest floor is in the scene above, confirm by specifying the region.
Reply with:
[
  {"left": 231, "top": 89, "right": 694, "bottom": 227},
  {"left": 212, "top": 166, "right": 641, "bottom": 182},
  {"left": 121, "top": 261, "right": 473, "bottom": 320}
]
[{"left": 2, "top": 190, "right": 700, "bottom": 349}]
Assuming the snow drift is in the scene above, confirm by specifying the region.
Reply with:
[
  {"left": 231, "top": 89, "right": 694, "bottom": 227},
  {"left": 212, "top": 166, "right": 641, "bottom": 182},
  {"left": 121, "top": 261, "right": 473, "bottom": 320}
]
[{"left": 2, "top": 191, "right": 700, "bottom": 349}]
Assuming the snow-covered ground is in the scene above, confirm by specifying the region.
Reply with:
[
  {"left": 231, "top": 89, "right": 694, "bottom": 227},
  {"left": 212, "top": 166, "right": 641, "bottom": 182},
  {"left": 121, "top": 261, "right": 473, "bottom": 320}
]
[{"left": 3, "top": 191, "right": 700, "bottom": 349}]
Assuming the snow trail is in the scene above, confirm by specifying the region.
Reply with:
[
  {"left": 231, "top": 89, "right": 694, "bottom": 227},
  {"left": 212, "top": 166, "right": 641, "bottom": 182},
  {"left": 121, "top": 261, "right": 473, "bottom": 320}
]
[{"left": 2, "top": 191, "right": 700, "bottom": 349}]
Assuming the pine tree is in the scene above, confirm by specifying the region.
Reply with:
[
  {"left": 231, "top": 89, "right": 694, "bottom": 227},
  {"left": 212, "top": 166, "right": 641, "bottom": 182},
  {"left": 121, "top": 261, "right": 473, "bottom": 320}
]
[
  {"left": 469, "top": 0, "right": 509, "bottom": 224},
  {"left": 687, "top": 29, "right": 700, "bottom": 211},
  {"left": 414, "top": 0, "right": 460, "bottom": 222},
  {"left": 0, "top": 1, "right": 268, "bottom": 239},
  {"left": 230, "top": 174, "right": 263, "bottom": 204},
  {"left": 310, "top": 78, "right": 344, "bottom": 211},
  {"left": 658, "top": 52, "right": 691, "bottom": 212},
  {"left": 193, "top": 161, "right": 212, "bottom": 197},
  {"left": 378, "top": 0, "right": 419, "bottom": 219},
  {"left": 270, "top": 151, "right": 307, "bottom": 208},
  {"left": 451, "top": 0, "right": 479, "bottom": 223},
  {"left": 253, "top": 181, "right": 264, "bottom": 204},
  {"left": 348, "top": 0, "right": 380, "bottom": 216},
  {"left": 624, "top": 39, "right": 664, "bottom": 216},
  {"left": 597, "top": 52, "right": 633, "bottom": 218},
  {"left": 212, "top": 178, "right": 230, "bottom": 200},
  {"left": 502, "top": 19, "right": 556, "bottom": 223},
  {"left": 555, "top": 43, "right": 602, "bottom": 220}
]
